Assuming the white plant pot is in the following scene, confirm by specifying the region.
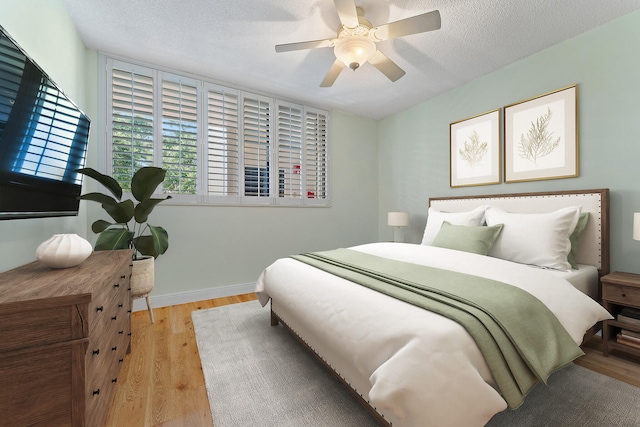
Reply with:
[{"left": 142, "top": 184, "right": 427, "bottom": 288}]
[
  {"left": 35, "top": 233, "right": 93, "bottom": 269},
  {"left": 131, "top": 256, "right": 155, "bottom": 297}
]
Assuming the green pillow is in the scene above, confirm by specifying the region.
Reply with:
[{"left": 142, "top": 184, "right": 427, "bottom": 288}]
[
  {"left": 431, "top": 221, "right": 504, "bottom": 255},
  {"left": 568, "top": 213, "right": 589, "bottom": 269}
]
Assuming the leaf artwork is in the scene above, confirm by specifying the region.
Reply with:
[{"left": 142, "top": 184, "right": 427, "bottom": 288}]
[
  {"left": 459, "top": 130, "right": 488, "bottom": 167},
  {"left": 518, "top": 107, "right": 560, "bottom": 164}
]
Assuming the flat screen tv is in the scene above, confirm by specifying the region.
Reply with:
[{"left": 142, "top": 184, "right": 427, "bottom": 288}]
[{"left": 0, "top": 25, "right": 89, "bottom": 220}]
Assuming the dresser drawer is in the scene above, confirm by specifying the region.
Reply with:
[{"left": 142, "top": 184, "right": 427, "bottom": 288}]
[
  {"left": 85, "top": 329, "right": 128, "bottom": 427},
  {"left": 86, "top": 372, "right": 116, "bottom": 427},
  {"left": 86, "top": 283, "right": 130, "bottom": 380},
  {"left": 0, "top": 302, "right": 87, "bottom": 353},
  {"left": 0, "top": 339, "right": 87, "bottom": 427},
  {"left": 89, "top": 282, "right": 129, "bottom": 342},
  {"left": 89, "top": 269, "right": 130, "bottom": 332},
  {"left": 602, "top": 283, "right": 640, "bottom": 307}
]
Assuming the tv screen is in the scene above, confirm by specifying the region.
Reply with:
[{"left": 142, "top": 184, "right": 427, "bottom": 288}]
[{"left": 0, "top": 25, "right": 89, "bottom": 220}]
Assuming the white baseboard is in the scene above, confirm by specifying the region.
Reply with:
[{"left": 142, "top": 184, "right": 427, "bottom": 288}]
[{"left": 131, "top": 282, "right": 256, "bottom": 312}]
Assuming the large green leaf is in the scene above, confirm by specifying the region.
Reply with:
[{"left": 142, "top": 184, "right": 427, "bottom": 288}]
[
  {"left": 77, "top": 168, "right": 123, "bottom": 200},
  {"left": 131, "top": 167, "right": 166, "bottom": 202},
  {"left": 134, "top": 196, "right": 172, "bottom": 223},
  {"left": 102, "top": 199, "right": 135, "bottom": 224},
  {"left": 133, "top": 235, "right": 158, "bottom": 258},
  {"left": 133, "top": 225, "right": 169, "bottom": 259},
  {"left": 78, "top": 192, "right": 118, "bottom": 207},
  {"left": 91, "top": 219, "right": 114, "bottom": 233},
  {"left": 149, "top": 225, "right": 169, "bottom": 255},
  {"left": 94, "top": 228, "right": 134, "bottom": 251}
]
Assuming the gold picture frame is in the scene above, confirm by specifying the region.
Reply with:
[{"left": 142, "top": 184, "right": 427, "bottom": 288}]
[
  {"left": 450, "top": 108, "right": 501, "bottom": 188},
  {"left": 504, "top": 85, "right": 578, "bottom": 183}
]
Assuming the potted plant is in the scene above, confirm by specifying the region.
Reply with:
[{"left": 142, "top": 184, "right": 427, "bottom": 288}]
[{"left": 76, "top": 166, "right": 171, "bottom": 323}]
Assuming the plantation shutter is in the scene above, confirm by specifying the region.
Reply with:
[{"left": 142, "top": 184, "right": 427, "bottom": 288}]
[
  {"left": 110, "top": 66, "right": 154, "bottom": 191},
  {"left": 276, "top": 102, "right": 303, "bottom": 200},
  {"left": 242, "top": 94, "right": 272, "bottom": 198},
  {"left": 305, "top": 109, "right": 329, "bottom": 201},
  {"left": 104, "top": 55, "right": 329, "bottom": 206},
  {"left": 206, "top": 85, "right": 239, "bottom": 197},
  {"left": 161, "top": 77, "right": 198, "bottom": 194}
]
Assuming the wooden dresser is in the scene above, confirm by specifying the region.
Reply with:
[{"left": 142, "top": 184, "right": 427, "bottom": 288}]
[{"left": 0, "top": 249, "right": 133, "bottom": 427}]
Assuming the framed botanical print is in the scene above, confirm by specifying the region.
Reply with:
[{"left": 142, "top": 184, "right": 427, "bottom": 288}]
[
  {"left": 504, "top": 85, "right": 578, "bottom": 183},
  {"left": 450, "top": 108, "right": 500, "bottom": 187}
]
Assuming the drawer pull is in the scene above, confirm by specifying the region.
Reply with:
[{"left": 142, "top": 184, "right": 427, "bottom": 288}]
[
  {"left": 121, "top": 274, "right": 127, "bottom": 279},
  {"left": 92, "top": 389, "right": 100, "bottom": 396},
  {"left": 119, "top": 358, "right": 124, "bottom": 363},
  {"left": 119, "top": 330, "right": 124, "bottom": 335},
  {"left": 114, "top": 283, "right": 120, "bottom": 288},
  {"left": 118, "top": 303, "right": 124, "bottom": 308},
  {"left": 128, "top": 333, "right": 132, "bottom": 337},
  {"left": 112, "top": 346, "right": 117, "bottom": 351},
  {"left": 112, "top": 316, "right": 117, "bottom": 321},
  {"left": 127, "top": 287, "right": 131, "bottom": 291},
  {"left": 92, "top": 349, "right": 100, "bottom": 355},
  {"left": 112, "top": 378, "right": 118, "bottom": 383},
  {"left": 622, "top": 293, "right": 627, "bottom": 297},
  {"left": 96, "top": 306, "right": 104, "bottom": 312}
]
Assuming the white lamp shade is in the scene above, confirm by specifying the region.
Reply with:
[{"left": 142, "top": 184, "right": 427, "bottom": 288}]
[
  {"left": 334, "top": 35, "right": 376, "bottom": 70},
  {"left": 388, "top": 211, "right": 409, "bottom": 227},
  {"left": 634, "top": 212, "right": 640, "bottom": 241}
]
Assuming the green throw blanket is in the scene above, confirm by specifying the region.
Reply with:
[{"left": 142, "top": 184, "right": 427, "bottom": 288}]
[{"left": 292, "top": 248, "right": 583, "bottom": 409}]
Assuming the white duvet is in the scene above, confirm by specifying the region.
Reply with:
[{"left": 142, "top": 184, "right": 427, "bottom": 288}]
[{"left": 255, "top": 243, "right": 612, "bottom": 427}]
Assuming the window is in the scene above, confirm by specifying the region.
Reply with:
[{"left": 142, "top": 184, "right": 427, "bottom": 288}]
[
  {"left": 110, "top": 66, "right": 154, "bottom": 191},
  {"left": 161, "top": 77, "right": 198, "bottom": 195},
  {"left": 104, "top": 57, "right": 329, "bottom": 206},
  {"left": 277, "top": 102, "right": 303, "bottom": 199}
]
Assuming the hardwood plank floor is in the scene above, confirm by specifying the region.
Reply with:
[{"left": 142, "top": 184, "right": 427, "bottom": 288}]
[{"left": 105, "top": 293, "right": 640, "bottom": 426}]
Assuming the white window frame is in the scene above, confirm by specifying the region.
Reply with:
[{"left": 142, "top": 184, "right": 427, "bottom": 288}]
[{"left": 100, "top": 54, "right": 330, "bottom": 207}]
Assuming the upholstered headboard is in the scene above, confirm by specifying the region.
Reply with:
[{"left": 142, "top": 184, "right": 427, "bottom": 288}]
[{"left": 429, "top": 189, "right": 610, "bottom": 275}]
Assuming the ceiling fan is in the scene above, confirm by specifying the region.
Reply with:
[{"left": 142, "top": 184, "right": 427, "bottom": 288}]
[{"left": 275, "top": 0, "right": 441, "bottom": 87}]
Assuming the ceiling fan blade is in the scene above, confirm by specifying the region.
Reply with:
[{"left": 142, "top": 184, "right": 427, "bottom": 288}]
[
  {"left": 372, "top": 10, "right": 441, "bottom": 41},
  {"left": 368, "top": 50, "right": 406, "bottom": 82},
  {"left": 333, "top": 0, "right": 359, "bottom": 28},
  {"left": 320, "top": 59, "right": 345, "bottom": 87},
  {"left": 275, "top": 39, "right": 333, "bottom": 53}
]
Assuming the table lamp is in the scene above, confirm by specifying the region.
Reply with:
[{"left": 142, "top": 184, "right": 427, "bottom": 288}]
[{"left": 388, "top": 211, "right": 410, "bottom": 243}]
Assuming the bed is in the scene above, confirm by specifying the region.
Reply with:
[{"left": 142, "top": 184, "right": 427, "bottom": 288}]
[{"left": 255, "top": 189, "right": 613, "bottom": 427}]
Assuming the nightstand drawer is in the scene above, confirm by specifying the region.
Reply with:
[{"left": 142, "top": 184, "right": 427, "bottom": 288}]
[{"left": 603, "top": 284, "right": 640, "bottom": 307}]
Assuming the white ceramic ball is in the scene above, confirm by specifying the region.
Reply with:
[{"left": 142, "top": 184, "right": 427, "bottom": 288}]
[{"left": 36, "top": 234, "right": 93, "bottom": 268}]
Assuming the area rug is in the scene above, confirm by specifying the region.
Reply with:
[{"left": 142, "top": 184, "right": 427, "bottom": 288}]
[{"left": 192, "top": 302, "right": 640, "bottom": 427}]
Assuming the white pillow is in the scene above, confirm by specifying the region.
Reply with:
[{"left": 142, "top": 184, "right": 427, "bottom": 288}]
[
  {"left": 421, "top": 205, "right": 486, "bottom": 245},
  {"left": 484, "top": 206, "right": 582, "bottom": 271}
]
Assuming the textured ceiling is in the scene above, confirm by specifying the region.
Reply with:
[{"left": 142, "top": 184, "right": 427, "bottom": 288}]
[{"left": 62, "top": 0, "right": 640, "bottom": 120}]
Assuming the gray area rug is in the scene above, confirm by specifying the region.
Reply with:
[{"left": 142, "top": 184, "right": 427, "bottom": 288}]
[{"left": 192, "top": 302, "right": 640, "bottom": 427}]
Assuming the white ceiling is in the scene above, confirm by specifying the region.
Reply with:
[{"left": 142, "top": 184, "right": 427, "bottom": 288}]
[{"left": 62, "top": 0, "right": 640, "bottom": 120}]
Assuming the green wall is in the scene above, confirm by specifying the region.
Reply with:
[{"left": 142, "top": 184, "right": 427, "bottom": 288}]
[
  {"left": 5, "top": 1, "right": 639, "bottom": 297},
  {"left": 0, "top": 0, "right": 96, "bottom": 272},
  {"left": 378, "top": 10, "right": 640, "bottom": 273},
  {"left": 148, "top": 111, "right": 379, "bottom": 296},
  {"left": 0, "top": 1, "right": 380, "bottom": 299}
]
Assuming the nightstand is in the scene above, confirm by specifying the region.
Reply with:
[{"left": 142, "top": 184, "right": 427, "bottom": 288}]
[{"left": 601, "top": 271, "right": 640, "bottom": 357}]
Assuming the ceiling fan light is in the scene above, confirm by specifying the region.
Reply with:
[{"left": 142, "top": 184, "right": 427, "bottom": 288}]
[{"left": 334, "top": 36, "right": 376, "bottom": 71}]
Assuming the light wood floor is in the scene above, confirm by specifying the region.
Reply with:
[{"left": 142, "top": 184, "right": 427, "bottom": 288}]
[{"left": 105, "top": 293, "right": 640, "bottom": 426}]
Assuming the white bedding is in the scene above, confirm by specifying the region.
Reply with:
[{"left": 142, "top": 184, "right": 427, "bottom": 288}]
[
  {"left": 553, "top": 264, "right": 600, "bottom": 300},
  {"left": 255, "top": 243, "right": 612, "bottom": 427}
]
